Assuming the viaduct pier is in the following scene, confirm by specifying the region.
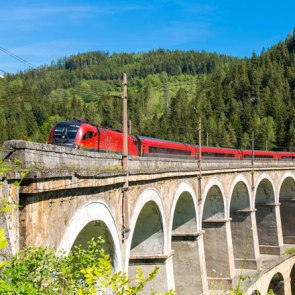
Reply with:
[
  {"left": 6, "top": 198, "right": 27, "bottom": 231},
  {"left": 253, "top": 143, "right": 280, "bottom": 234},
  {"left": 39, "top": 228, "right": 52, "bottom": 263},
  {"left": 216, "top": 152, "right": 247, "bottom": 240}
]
[{"left": 2, "top": 140, "right": 295, "bottom": 294}]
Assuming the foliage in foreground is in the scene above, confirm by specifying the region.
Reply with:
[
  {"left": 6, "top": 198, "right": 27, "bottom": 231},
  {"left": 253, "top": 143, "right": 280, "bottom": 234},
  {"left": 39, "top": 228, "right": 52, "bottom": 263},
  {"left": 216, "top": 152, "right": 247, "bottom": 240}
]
[{"left": 0, "top": 237, "right": 175, "bottom": 295}]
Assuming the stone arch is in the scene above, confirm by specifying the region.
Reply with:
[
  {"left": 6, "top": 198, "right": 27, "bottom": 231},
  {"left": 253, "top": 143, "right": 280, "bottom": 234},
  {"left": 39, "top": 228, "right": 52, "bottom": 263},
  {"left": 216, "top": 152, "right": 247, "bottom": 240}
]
[
  {"left": 201, "top": 178, "right": 226, "bottom": 222},
  {"left": 278, "top": 174, "right": 295, "bottom": 244},
  {"left": 254, "top": 174, "right": 276, "bottom": 204},
  {"left": 278, "top": 173, "right": 295, "bottom": 202},
  {"left": 201, "top": 180, "right": 234, "bottom": 288},
  {"left": 169, "top": 182, "right": 203, "bottom": 294},
  {"left": 229, "top": 178, "right": 258, "bottom": 269},
  {"left": 254, "top": 176, "right": 280, "bottom": 253},
  {"left": 250, "top": 291, "right": 261, "bottom": 295},
  {"left": 169, "top": 181, "right": 199, "bottom": 237},
  {"left": 126, "top": 188, "right": 170, "bottom": 293},
  {"left": 268, "top": 272, "right": 285, "bottom": 295},
  {"left": 130, "top": 200, "right": 164, "bottom": 255},
  {"left": 57, "top": 201, "right": 121, "bottom": 271},
  {"left": 126, "top": 188, "right": 166, "bottom": 259},
  {"left": 228, "top": 175, "right": 251, "bottom": 213}
]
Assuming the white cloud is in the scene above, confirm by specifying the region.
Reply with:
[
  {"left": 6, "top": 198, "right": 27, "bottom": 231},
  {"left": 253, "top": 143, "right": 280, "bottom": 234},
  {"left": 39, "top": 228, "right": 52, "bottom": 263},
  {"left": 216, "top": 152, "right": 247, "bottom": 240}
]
[{"left": 0, "top": 3, "right": 151, "bottom": 22}]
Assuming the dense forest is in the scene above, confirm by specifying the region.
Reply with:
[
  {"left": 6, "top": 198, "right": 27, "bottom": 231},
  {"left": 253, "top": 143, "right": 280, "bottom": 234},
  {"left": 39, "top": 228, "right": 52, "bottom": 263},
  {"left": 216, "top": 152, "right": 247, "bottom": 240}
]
[{"left": 1, "top": 30, "right": 295, "bottom": 151}]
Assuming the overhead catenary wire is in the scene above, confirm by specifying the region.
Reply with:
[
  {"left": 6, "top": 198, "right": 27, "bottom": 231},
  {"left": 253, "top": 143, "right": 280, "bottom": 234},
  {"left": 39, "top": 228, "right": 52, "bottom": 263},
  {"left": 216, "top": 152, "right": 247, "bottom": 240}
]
[{"left": 0, "top": 45, "right": 36, "bottom": 69}]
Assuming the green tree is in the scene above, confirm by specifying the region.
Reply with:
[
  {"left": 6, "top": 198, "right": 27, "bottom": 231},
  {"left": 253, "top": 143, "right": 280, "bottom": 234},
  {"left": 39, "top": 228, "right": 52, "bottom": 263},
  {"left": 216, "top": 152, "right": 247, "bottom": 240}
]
[
  {"left": 259, "top": 116, "right": 276, "bottom": 150},
  {"left": 0, "top": 238, "right": 175, "bottom": 295}
]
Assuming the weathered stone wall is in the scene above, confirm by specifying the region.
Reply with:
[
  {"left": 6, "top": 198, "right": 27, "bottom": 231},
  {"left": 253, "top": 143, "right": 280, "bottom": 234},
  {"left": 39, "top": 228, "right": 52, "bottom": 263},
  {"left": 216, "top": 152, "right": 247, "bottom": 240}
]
[
  {"left": 2, "top": 140, "right": 122, "bottom": 171},
  {"left": 0, "top": 181, "right": 19, "bottom": 259},
  {"left": 3, "top": 140, "right": 295, "bottom": 294},
  {"left": 3, "top": 140, "right": 294, "bottom": 175}
]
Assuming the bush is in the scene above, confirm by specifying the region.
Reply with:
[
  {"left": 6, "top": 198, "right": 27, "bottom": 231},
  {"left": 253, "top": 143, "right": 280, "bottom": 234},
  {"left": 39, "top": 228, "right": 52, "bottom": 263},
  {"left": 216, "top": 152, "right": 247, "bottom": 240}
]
[{"left": 0, "top": 237, "right": 175, "bottom": 295}]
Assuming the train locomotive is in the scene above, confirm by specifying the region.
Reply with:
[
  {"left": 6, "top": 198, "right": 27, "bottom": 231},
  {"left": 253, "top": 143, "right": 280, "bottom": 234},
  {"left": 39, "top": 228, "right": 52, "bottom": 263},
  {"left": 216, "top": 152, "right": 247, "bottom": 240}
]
[{"left": 48, "top": 121, "right": 295, "bottom": 161}]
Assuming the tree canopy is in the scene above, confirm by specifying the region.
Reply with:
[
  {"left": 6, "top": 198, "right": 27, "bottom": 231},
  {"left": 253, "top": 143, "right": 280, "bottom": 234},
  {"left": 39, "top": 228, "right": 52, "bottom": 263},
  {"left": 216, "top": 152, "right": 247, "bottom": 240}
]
[{"left": 1, "top": 30, "right": 295, "bottom": 151}]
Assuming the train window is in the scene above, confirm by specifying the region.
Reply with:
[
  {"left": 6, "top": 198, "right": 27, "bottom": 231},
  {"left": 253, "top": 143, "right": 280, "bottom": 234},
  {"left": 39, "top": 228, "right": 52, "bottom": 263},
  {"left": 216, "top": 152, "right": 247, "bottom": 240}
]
[
  {"left": 53, "top": 126, "right": 64, "bottom": 137},
  {"left": 244, "top": 155, "right": 274, "bottom": 159},
  {"left": 281, "top": 156, "right": 292, "bottom": 159},
  {"left": 149, "top": 146, "right": 191, "bottom": 156},
  {"left": 83, "top": 132, "right": 94, "bottom": 140},
  {"left": 53, "top": 126, "right": 78, "bottom": 140},
  {"left": 255, "top": 155, "right": 274, "bottom": 159},
  {"left": 202, "top": 152, "right": 235, "bottom": 158}
]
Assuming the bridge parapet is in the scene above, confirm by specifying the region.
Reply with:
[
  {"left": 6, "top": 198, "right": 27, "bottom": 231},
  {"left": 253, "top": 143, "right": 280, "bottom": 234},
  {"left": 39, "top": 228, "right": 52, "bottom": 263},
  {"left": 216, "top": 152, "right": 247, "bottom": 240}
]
[{"left": 2, "top": 141, "right": 295, "bottom": 179}]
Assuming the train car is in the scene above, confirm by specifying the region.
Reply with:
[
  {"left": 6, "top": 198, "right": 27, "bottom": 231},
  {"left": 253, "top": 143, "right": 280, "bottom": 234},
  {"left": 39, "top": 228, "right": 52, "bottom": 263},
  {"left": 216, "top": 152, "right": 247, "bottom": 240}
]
[
  {"left": 48, "top": 121, "right": 139, "bottom": 156},
  {"left": 48, "top": 121, "right": 86, "bottom": 148},
  {"left": 277, "top": 151, "right": 295, "bottom": 161},
  {"left": 49, "top": 121, "right": 295, "bottom": 162},
  {"left": 201, "top": 146, "right": 241, "bottom": 160},
  {"left": 241, "top": 150, "right": 278, "bottom": 160},
  {"left": 136, "top": 135, "right": 198, "bottom": 159}
]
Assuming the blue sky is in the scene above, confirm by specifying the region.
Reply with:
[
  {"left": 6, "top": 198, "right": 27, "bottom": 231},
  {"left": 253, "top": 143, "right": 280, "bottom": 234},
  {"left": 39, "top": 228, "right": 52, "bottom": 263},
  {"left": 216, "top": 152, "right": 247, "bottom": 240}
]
[{"left": 0, "top": 0, "right": 295, "bottom": 74}]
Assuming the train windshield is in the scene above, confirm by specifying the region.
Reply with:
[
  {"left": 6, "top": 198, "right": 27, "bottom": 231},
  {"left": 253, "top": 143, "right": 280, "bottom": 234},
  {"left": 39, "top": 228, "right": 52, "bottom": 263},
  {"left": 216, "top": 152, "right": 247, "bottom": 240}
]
[{"left": 52, "top": 124, "right": 79, "bottom": 146}]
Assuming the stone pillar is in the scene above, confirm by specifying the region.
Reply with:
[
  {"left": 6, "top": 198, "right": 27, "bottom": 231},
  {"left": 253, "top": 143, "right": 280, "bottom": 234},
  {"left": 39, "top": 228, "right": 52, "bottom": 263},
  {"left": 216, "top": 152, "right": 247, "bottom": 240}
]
[
  {"left": 203, "top": 219, "right": 235, "bottom": 290},
  {"left": 284, "top": 275, "right": 292, "bottom": 295},
  {"left": 198, "top": 233, "right": 209, "bottom": 295},
  {"left": 165, "top": 254, "right": 175, "bottom": 291},
  {"left": 128, "top": 251, "right": 174, "bottom": 294},
  {"left": 250, "top": 210, "right": 261, "bottom": 263},
  {"left": 280, "top": 199, "right": 295, "bottom": 244},
  {"left": 171, "top": 231, "right": 208, "bottom": 295},
  {"left": 256, "top": 203, "right": 283, "bottom": 255},
  {"left": 231, "top": 209, "right": 261, "bottom": 269},
  {"left": 274, "top": 203, "right": 284, "bottom": 247}
]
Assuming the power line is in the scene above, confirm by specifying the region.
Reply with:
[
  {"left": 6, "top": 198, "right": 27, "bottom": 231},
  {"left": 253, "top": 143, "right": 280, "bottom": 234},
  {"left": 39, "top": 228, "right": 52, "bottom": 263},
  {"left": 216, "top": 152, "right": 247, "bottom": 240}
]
[
  {"left": 0, "top": 68, "right": 8, "bottom": 74},
  {"left": 0, "top": 46, "right": 35, "bottom": 69}
]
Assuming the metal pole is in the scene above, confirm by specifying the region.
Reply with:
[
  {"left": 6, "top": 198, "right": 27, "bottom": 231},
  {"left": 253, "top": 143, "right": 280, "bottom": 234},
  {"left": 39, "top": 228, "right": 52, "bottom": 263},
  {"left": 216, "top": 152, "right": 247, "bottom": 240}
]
[
  {"left": 121, "top": 73, "right": 130, "bottom": 241},
  {"left": 251, "top": 131, "right": 254, "bottom": 167},
  {"left": 251, "top": 131, "right": 255, "bottom": 190},
  {"left": 198, "top": 118, "right": 202, "bottom": 163},
  {"left": 122, "top": 73, "right": 128, "bottom": 171},
  {"left": 198, "top": 118, "right": 202, "bottom": 204}
]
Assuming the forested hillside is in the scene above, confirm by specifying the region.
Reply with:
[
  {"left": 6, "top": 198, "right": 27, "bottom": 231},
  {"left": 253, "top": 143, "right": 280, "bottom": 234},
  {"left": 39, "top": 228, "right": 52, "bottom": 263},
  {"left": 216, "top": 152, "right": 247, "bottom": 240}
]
[{"left": 1, "top": 30, "right": 295, "bottom": 151}]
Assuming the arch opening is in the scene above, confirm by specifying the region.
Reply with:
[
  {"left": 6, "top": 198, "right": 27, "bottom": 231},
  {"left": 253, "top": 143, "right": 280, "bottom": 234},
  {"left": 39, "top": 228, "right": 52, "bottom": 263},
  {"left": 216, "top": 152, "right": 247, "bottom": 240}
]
[
  {"left": 268, "top": 272, "right": 284, "bottom": 295},
  {"left": 71, "top": 220, "right": 116, "bottom": 267},
  {"left": 172, "top": 191, "right": 197, "bottom": 234},
  {"left": 171, "top": 191, "right": 202, "bottom": 294},
  {"left": 230, "top": 182, "right": 256, "bottom": 269},
  {"left": 57, "top": 202, "right": 121, "bottom": 271},
  {"left": 279, "top": 177, "right": 295, "bottom": 243},
  {"left": 130, "top": 200, "right": 164, "bottom": 255},
  {"left": 128, "top": 200, "right": 167, "bottom": 294},
  {"left": 203, "top": 185, "right": 225, "bottom": 220},
  {"left": 202, "top": 185, "right": 232, "bottom": 288},
  {"left": 255, "top": 179, "right": 279, "bottom": 250}
]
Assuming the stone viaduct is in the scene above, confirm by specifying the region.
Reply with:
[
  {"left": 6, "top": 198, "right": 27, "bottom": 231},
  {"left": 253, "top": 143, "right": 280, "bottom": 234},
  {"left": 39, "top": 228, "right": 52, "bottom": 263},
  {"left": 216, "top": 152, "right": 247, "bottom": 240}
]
[{"left": 2, "top": 140, "right": 295, "bottom": 294}]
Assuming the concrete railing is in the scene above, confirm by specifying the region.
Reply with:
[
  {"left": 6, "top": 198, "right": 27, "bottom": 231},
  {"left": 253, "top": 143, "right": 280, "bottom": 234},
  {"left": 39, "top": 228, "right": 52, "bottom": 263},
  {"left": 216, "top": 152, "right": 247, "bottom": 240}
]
[
  {"left": 2, "top": 140, "right": 295, "bottom": 177},
  {"left": 2, "top": 140, "right": 123, "bottom": 172}
]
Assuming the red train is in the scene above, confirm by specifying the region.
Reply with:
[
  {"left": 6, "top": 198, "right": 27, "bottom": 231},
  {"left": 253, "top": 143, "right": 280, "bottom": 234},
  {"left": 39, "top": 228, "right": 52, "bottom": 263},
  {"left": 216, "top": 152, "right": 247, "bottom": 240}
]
[{"left": 48, "top": 121, "right": 295, "bottom": 161}]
